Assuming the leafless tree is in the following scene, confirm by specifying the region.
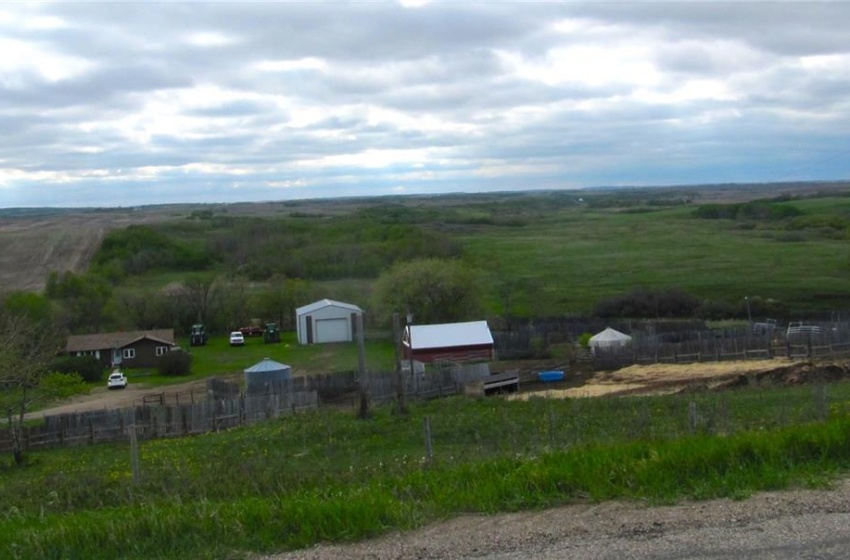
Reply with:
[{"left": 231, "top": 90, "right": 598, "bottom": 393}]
[
  {"left": 0, "top": 312, "right": 63, "bottom": 465},
  {"left": 180, "top": 273, "right": 220, "bottom": 326}
]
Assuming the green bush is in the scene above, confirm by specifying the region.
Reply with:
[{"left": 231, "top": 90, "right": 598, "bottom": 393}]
[
  {"left": 157, "top": 350, "right": 193, "bottom": 377},
  {"left": 50, "top": 355, "right": 105, "bottom": 383}
]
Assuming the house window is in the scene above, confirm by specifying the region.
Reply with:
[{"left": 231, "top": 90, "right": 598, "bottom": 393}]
[
  {"left": 123, "top": 348, "right": 136, "bottom": 359},
  {"left": 156, "top": 346, "right": 168, "bottom": 356}
]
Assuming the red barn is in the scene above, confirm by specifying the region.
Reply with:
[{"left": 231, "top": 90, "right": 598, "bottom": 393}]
[{"left": 403, "top": 320, "right": 494, "bottom": 364}]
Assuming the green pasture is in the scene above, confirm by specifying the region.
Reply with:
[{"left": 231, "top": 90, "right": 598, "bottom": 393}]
[
  {"left": 4, "top": 381, "right": 850, "bottom": 558},
  {"left": 460, "top": 201, "right": 850, "bottom": 315}
]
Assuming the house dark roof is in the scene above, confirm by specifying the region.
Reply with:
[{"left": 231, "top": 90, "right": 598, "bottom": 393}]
[{"left": 65, "top": 329, "right": 176, "bottom": 353}]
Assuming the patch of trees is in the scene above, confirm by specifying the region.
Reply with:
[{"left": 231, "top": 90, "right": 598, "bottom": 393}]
[
  {"left": 88, "top": 214, "right": 463, "bottom": 285},
  {"left": 1, "top": 293, "right": 86, "bottom": 465},
  {"left": 45, "top": 271, "right": 113, "bottom": 333},
  {"left": 50, "top": 355, "right": 105, "bottom": 383},
  {"left": 204, "top": 216, "right": 462, "bottom": 281},
  {"left": 693, "top": 201, "right": 803, "bottom": 221},
  {"left": 786, "top": 214, "right": 850, "bottom": 239},
  {"left": 92, "top": 225, "right": 216, "bottom": 278},
  {"left": 370, "top": 258, "right": 482, "bottom": 325}
]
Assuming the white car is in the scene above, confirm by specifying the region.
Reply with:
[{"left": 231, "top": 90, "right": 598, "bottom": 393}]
[
  {"left": 107, "top": 371, "right": 128, "bottom": 390},
  {"left": 229, "top": 331, "right": 245, "bottom": 346}
]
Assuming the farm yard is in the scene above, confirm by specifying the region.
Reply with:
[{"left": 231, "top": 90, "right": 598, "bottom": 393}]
[
  {"left": 23, "top": 356, "right": 849, "bottom": 421},
  {"left": 8, "top": 184, "right": 850, "bottom": 558}
]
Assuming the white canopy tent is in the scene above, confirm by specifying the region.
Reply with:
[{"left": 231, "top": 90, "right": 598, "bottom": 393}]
[{"left": 589, "top": 327, "right": 632, "bottom": 355}]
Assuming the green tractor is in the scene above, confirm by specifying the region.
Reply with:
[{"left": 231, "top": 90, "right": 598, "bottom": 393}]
[
  {"left": 263, "top": 322, "right": 281, "bottom": 344},
  {"left": 190, "top": 323, "right": 208, "bottom": 347}
]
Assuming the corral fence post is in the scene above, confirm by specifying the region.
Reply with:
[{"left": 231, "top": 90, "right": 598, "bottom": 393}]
[
  {"left": 128, "top": 410, "right": 141, "bottom": 483},
  {"left": 813, "top": 383, "right": 828, "bottom": 422},
  {"left": 423, "top": 416, "right": 433, "bottom": 463},
  {"left": 688, "top": 400, "right": 698, "bottom": 434}
]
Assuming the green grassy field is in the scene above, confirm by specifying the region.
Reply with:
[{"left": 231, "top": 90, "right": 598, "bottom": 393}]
[
  {"left": 186, "top": 331, "right": 396, "bottom": 377},
  {"left": 460, "top": 198, "right": 850, "bottom": 315},
  {"left": 4, "top": 381, "right": 850, "bottom": 558}
]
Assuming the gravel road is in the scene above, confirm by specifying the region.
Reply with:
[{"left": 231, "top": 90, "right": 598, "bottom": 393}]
[{"left": 266, "top": 479, "right": 850, "bottom": 559}]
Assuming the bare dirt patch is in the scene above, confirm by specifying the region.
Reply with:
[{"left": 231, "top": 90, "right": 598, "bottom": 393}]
[
  {"left": 0, "top": 209, "right": 169, "bottom": 292},
  {"left": 512, "top": 359, "right": 850, "bottom": 400},
  {"left": 27, "top": 375, "right": 221, "bottom": 420}
]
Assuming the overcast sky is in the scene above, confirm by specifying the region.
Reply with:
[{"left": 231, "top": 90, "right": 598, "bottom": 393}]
[{"left": 1, "top": 2, "right": 849, "bottom": 208}]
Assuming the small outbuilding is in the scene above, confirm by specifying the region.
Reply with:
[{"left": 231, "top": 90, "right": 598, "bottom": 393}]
[
  {"left": 296, "top": 299, "right": 364, "bottom": 345},
  {"left": 589, "top": 327, "right": 632, "bottom": 355},
  {"left": 403, "top": 320, "right": 494, "bottom": 364},
  {"left": 244, "top": 358, "right": 292, "bottom": 394}
]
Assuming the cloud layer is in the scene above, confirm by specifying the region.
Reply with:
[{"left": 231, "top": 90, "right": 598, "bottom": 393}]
[{"left": 1, "top": 2, "right": 849, "bottom": 207}]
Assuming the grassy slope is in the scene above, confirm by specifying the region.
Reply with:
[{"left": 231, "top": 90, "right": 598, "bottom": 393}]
[
  {"left": 460, "top": 200, "right": 850, "bottom": 315},
  {"left": 4, "top": 382, "right": 850, "bottom": 558}
]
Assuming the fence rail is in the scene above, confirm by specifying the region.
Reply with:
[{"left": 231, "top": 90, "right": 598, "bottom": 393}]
[
  {"left": 9, "top": 323, "right": 850, "bottom": 455},
  {"left": 0, "top": 390, "right": 318, "bottom": 454}
]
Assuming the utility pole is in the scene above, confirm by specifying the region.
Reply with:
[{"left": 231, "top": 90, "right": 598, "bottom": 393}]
[
  {"left": 356, "top": 313, "right": 370, "bottom": 419},
  {"left": 392, "top": 313, "right": 407, "bottom": 414},
  {"left": 407, "top": 312, "right": 417, "bottom": 395}
]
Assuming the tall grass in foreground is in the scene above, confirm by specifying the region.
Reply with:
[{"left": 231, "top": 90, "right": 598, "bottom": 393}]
[{"left": 3, "top": 383, "right": 850, "bottom": 559}]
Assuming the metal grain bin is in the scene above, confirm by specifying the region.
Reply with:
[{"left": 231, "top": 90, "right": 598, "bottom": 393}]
[{"left": 244, "top": 358, "right": 292, "bottom": 394}]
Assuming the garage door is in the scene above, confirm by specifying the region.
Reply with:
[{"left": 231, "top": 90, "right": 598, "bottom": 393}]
[{"left": 315, "top": 318, "right": 349, "bottom": 343}]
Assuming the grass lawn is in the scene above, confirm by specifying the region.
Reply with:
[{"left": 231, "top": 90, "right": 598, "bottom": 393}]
[{"left": 176, "top": 330, "right": 397, "bottom": 380}]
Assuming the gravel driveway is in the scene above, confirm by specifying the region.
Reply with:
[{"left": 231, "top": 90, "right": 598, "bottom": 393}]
[{"left": 266, "top": 479, "right": 850, "bottom": 559}]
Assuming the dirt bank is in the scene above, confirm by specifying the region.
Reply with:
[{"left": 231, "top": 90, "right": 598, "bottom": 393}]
[{"left": 512, "top": 359, "right": 850, "bottom": 400}]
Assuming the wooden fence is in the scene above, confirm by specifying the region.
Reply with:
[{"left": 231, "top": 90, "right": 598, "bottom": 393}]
[
  {"left": 0, "top": 363, "right": 492, "bottom": 454},
  {"left": 593, "top": 336, "right": 850, "bottom": 370},
  {"left": 0, "top": 390, "right": 318, "bottom": 454}
]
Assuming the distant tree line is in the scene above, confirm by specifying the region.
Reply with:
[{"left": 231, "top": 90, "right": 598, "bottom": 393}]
[
  {"left": 692, "top": 201, "right": 803, "bottom": 221},
  {"left": 594, "top": 288, "right": 788, "bottom": 321}
]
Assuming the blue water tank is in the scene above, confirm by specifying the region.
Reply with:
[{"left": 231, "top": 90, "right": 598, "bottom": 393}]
[{"left": 538, "top": 370, "right": 564, "bottom": 382}]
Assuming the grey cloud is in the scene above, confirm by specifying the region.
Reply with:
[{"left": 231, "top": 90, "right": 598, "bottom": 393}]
[{"left": 1, "top": 2, "right": 849, "bottom": 207}]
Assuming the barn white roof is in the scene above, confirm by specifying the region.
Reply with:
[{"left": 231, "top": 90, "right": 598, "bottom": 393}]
[
  {"left": 296, "top": 299, "right": 363, "bottom": 316},
  {"left": 407, "top": 320, "right": 493, "bottom": 350}
]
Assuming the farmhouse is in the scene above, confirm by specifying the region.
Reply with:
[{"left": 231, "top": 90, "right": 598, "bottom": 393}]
[
  {"left": 403, "top": 320, "right": 494, "bottom": 364},
  {"left": 65, "top": 329, "right": 177, "bottom": 369},
  {"left": 296, "top": 299, "right": 364, "bottom": 345}
]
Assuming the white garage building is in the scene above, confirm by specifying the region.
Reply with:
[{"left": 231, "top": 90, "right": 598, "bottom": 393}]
[{"left": 296, "top": 299, "right": 364, "bottom": 345}]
